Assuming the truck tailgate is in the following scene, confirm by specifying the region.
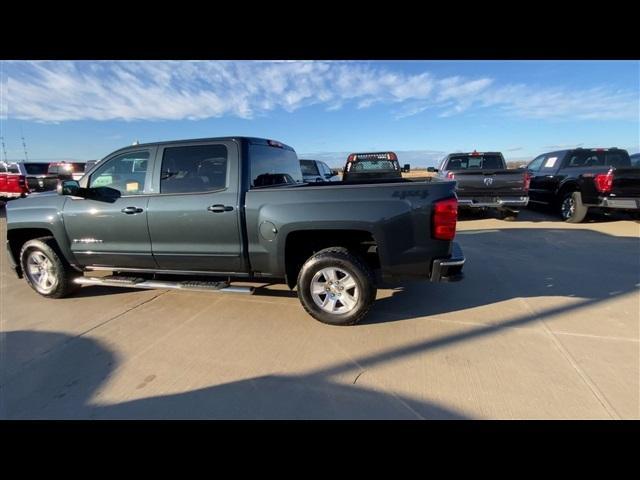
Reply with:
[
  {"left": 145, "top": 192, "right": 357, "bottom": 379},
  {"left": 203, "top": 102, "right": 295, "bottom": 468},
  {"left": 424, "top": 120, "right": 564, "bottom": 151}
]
[
  {"left": 453, "top": 169, "right": 527, "bottom": 196},
  {"left": 612, "top": 167, "right": 640, "bottom": 197}
]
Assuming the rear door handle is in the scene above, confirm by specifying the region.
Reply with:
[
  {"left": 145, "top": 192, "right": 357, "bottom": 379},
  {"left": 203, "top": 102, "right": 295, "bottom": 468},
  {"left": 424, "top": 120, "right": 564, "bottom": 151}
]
[
  {"left": 121, "top": 206, "right": 144, "bottom": 214},
  {"left": 207, "top": 205, "right": 234, "bottom": 213}
]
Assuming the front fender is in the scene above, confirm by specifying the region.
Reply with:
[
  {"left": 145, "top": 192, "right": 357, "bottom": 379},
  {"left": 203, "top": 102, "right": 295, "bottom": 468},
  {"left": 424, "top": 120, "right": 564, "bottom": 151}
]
[{"left": 6, "top": 195, "right": 78, "bottom": 266}]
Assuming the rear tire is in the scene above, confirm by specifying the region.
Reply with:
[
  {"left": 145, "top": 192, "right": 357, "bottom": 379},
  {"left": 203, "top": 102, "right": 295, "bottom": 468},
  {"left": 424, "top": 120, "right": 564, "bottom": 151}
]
[
  {"left": 20, "top": 237, "right": 80, "bottom": 298},
  {"left": 560, "top": 191, "right": 589, "bottom": 223},
  {"left": 297, "top": 247, "right": 376, "bottom": 326},
  {"left": 497, "top": 209, "right": 518, "bottom": 221}
]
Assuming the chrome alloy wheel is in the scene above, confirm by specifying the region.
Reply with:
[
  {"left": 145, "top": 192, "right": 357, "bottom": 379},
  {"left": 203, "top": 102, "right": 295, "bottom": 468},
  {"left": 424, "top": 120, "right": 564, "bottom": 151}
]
[
  {"left": 25, "top": 251, "right": 57, "bottom": 294},
  {"left": 561, "top": 196, "right": 575, "bottom": 220},
  {"left": 310, "top": 267, "right": 359, "bottom": 314}
]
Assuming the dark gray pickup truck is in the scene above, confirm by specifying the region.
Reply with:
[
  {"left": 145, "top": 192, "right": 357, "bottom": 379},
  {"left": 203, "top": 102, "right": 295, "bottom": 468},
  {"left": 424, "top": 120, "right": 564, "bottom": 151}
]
[
  {"left": 432, "top": 151, "right": 529, "bottom": 220},
  {"left": 5, "top": 137, "right": 465, "bottom": 325}
]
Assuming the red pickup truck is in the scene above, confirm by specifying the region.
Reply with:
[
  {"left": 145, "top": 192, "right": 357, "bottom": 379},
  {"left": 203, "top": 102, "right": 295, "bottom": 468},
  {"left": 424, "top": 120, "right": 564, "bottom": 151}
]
[{"left": 0, "top": 162, "right": 30, "bottom": 203}]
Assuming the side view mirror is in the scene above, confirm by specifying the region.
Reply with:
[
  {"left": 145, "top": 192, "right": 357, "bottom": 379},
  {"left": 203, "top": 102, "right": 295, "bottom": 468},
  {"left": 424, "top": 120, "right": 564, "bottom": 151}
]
[
  {"left": 427, "top": 167, "right": 438, "bottom": 173},
  {"left": 57, "top": 179, "right": 80, "bottom": 196},
  {"left": 403, "top": 163, "right": 411, "bottom": 173}
]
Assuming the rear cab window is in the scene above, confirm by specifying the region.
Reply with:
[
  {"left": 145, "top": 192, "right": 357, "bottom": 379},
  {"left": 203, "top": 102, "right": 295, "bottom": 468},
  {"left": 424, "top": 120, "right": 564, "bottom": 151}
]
[
  {"left": 563, "top": 149, "right": 631, "bottom": 168},
  {"left": 249, "top": 140, "right": 303, "bottom": 188},
  {"left": 300, "top": 160, "right": 320, "bottom": 176},
  {"left": 23, "top": 163, "right": 50, "bottom": 175},
  {"left": 445, "top": 153, "right": 504, "bottom": 170}
]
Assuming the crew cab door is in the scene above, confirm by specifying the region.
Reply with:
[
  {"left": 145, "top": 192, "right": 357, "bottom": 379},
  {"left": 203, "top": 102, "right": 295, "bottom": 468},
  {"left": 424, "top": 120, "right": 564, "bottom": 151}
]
[
  {"left": 62, "top": 148, "right": 157, "bottom": 268},
  {"left": 146, "top": 140, "right": 244, "bottom": 273},
  {"left": 527, "top": 154, "right": 553, "bottom": 204}
]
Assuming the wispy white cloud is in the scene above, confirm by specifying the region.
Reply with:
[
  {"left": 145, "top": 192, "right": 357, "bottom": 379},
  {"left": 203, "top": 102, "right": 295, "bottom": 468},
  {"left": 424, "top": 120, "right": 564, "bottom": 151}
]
[{"left": 2, "top": 61, "right": 638, "bottom": 123}]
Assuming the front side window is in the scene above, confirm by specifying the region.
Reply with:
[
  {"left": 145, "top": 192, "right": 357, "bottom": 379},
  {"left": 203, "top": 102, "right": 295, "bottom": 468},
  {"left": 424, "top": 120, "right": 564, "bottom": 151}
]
[
  {"left": 89, "top": 151, "right": 150, "bottom": 194},
  {"left": 160, "top": 144, "right": 228, "bottom": 194}
]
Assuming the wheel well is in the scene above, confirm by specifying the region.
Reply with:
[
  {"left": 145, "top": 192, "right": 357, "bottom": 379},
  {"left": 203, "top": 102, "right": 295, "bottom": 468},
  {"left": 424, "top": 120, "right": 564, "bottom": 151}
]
[
  {"left": 7, "top": 228, "right": 55, "bottom": 273},
  {"left": 557, "top": 182, "right": 580, "bottom": 202},
  {"left": 284, "top": 230, "right": 379, "bottom": 289}
]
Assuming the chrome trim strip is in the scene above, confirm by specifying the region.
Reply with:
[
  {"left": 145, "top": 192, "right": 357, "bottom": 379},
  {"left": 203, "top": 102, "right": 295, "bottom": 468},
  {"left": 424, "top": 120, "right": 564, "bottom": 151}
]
[
  {"left": 84, "top": 266, "right": 250, "bottom": 277},
  {"left": 75, "top": 277, "right": 254, "bottom": 294}
]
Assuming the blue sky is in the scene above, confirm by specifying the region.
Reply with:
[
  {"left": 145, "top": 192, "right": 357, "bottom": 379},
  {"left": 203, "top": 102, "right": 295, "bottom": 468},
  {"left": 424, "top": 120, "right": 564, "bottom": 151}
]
[{"left": 1, "top": 60, "right": 638, "bottom": 167}]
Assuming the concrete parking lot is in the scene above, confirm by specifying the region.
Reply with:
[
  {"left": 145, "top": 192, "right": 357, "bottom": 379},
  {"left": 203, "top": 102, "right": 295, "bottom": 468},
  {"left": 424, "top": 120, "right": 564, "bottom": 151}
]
[{"left": 1, "top": 206, "right": 638, "bottom": 419}]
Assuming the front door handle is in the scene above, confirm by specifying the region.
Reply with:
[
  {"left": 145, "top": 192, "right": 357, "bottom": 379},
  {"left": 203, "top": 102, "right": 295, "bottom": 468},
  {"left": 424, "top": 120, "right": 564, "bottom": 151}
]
[
  {"left": 121, "top": 206, "right": 144, "bottom": 214},
  {"left": 207, "top": 205, "right": 234, "bottom": 213}
]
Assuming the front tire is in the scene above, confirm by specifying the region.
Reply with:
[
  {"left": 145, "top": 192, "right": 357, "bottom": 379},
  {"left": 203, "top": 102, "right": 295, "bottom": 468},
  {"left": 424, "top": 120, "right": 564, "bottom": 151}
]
[
  {"left": 297, "top": 247, "right": 377, "bottom": 326},
  {"left": 20, "top": 238, "right": 80, "bottom": 298},
  {"left": 560, "top": 191, "right": 589, "bottom": 223}
]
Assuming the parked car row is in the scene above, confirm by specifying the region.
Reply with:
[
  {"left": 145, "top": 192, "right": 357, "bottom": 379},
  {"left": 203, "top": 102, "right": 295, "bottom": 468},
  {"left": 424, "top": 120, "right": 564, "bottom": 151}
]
[
  {"left": 0, "top": 161, "right": 90, "bottom": 202},
  {"left": 3, "top": 138, "right": 639, "bottom": 326},
  {"left": 312, "top": 147, "right": 640, "bottom": 224}
]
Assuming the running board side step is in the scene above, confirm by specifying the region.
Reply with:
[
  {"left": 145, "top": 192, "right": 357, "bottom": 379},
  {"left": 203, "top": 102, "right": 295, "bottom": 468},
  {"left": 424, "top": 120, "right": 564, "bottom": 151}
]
[{"left": 74, "top": 275, "right": 254, "bottom": 294}]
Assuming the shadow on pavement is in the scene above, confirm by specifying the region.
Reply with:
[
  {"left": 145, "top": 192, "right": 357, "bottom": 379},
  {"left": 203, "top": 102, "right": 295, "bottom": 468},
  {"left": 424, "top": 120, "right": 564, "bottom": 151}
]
[
  {"left": 1, "top": 228, "right": 637, "bottom": 419},
  {"left": 0, "top": 330, "right": 464, "bottom": 419},
  {"left": 366, "top": 227, "right": 639, "bottom": 323}
]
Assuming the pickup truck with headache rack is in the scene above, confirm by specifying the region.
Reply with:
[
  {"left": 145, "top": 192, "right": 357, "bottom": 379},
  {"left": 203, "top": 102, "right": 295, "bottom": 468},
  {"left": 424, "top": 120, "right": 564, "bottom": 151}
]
[
  {"left": 432, "top": 151, "right": 529, "bottom": 220},
  {"left": 5, "top": 137, "right": 465, "bottom": 326},
  {"left": 526, "top": 147, "right": 640, "bottom": 223}
]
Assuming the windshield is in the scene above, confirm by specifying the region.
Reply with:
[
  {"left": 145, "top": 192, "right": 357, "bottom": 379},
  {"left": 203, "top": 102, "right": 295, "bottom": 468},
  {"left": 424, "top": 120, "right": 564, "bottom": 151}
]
[
  {"left": 23, "top": 163, "right": 51, "bottom": 175},
  {"left": 446, "top": 155, "right": 504, "bottom": 170}
]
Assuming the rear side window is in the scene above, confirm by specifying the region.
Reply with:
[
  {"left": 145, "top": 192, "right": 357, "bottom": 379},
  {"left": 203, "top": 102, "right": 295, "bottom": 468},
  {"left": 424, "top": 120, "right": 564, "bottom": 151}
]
[
  {"left": 89, "top": 151, "right": 150, "bottom": 194},
  {"left": 7, "top": 163, "right": 20, "bottom": 174},
  {"left": 300, "top": 160, "right": 320, "bottom": 176},
  {"left": 160, "top": 144, "right": 228, "bottom": 194},
  {"left": 249, "top": 144, "right": 303, "bottom": 188},
  {"left": 0, "top": 163, "right": 6, "bottom": 173},
  {"left": 446, "top": 155, "right": 503, "bottom": 170}
]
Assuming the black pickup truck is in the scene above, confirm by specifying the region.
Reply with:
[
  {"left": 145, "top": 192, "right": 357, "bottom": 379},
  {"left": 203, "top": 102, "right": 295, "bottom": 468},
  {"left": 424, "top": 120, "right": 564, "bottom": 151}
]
[
  {"left": 431, "top": 151, "right": 529, "bottom": 220},
  {"left": 526, "top": 147, "right": 640, "bottom": 222},
  {"left": 6, "top": 137, "right": 465, "bottom": 326}
]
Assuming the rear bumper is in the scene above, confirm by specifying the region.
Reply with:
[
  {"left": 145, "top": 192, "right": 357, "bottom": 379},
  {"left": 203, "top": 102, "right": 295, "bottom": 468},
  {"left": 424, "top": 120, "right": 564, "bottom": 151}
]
[
  {"left": 0, "top": 192, "right": 25, "bottom": 199},
  {"left": 594, "top": 197, "right": 640, "bottom": 210},
  {"left": 458, "top": 196, "right": 529, "bottom": 208},
  {"left": 430, "top": 242, "right": 465, "bottom": 282}
]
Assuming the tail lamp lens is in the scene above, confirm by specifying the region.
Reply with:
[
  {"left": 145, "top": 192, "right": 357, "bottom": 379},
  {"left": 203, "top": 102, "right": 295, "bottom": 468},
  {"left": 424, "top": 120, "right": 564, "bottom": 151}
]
[
  {"left": 594, "top": 171, "right": 614, "bottom": 193},
  {"left": 433, "top": 197, "right": 458, "bottom": 241}
]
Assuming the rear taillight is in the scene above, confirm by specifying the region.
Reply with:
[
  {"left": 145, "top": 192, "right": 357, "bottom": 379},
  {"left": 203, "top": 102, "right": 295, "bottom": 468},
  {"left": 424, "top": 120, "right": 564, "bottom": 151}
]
[
  {"left": 18, "top": 175, "right": 29, "bottom": 192},
  {"left": 433, "top": 197, "right": 458, "bottom": 241},
  {"left": 446, "top": 171, "right": 455, "bottom": 180},
  {"left": 594, "top": 170, "right": 614, "bottom": 193},
  {"left": 523, "top": 171, "right": 532, "bottom": 192}
]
